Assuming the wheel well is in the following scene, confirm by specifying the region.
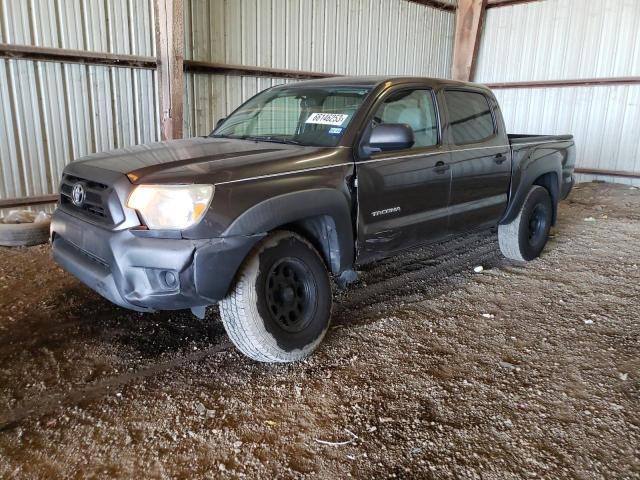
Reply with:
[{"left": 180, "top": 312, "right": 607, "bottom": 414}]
[
  {"left": 280, "top": 215, "right": 342, "bottom": 275},
  {"left": 533, "top": 172, "right": 559, "bottom": 225}
]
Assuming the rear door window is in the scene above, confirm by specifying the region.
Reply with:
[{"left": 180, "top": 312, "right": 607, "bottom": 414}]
[{"left": 444, "top": 90, "right": 495, "bottom": 145}]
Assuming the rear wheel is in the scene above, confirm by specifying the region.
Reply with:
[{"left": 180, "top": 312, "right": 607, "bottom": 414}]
[
  {"left": 219, "top": 231, "right": 332, "bottom": 363},
  {"left": 498, "top": 185, "right": 553, "bottom": 261}
]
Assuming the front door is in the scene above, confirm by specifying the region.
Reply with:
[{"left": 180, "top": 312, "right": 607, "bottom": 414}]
[{"left": 356, "top": 87, "right": 451, "bottom": 263}]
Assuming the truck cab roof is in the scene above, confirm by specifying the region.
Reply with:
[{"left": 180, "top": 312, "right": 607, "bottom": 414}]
[{"left": 271, "top": 75, "right": 490, "bottom": 92}]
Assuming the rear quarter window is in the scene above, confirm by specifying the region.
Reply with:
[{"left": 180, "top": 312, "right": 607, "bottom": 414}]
[{"left": 444, "top": 90, "right": 495, "bottom": 145}]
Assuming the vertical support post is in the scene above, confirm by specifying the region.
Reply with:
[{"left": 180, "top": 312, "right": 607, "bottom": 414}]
[
  {"left": 155, "top": 0, "right": 184, "bottom": 140},
  {"left": 451, "top": 0, "right": 488, "bottom": 82}
]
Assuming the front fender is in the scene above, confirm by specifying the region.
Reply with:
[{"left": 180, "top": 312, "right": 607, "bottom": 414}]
[{"left": 223, "top": 188, "right": 355, "bottom": 272}]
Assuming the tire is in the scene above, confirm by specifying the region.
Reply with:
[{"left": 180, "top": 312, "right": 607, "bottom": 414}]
[
  {"left": 219, "top": 231, "right": 332, "bottom": 363},
  {"left": 498, "top": 185, "right": 553, "bottom": 262},
  {"left": 0, "top": 220, "right": 50, "bottom": 247}
]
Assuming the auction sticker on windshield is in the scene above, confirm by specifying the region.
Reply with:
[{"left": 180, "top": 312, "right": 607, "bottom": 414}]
[{"left": 305, "top": 113, "right": 349, "bottom": 126}]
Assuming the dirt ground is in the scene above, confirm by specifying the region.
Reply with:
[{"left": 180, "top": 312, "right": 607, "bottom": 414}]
[{"left": 0, "top": 182, "right": 638, "bottom": 479}]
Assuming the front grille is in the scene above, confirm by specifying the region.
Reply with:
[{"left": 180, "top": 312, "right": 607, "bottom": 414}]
[{"left": 60, "top": 174, "right": 114, "bottom": 224}]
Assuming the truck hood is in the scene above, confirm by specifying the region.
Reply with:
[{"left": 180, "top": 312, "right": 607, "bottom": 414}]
[{"left": 71, "top": 137, "right": 348, "bottom": 185}]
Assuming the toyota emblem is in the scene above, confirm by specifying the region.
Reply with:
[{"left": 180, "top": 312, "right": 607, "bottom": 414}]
[{"left": 71, "top": 183, "right": 86, "bottom": 207}]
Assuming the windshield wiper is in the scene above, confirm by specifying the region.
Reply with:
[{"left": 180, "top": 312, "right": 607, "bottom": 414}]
[
  {"left": 211, "top": 133, "right": 303, "bottom": 145},
  {"left": 239, "top": 135, "right": 303, "bottom": 145}
]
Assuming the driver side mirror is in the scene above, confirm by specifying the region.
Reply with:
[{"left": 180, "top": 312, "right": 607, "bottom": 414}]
[{"left": 365, "top": 123, "right": 414, "bottom": 154}]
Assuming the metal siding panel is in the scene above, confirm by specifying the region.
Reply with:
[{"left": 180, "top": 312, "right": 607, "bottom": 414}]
[
  {"left": 298, "top": 0, "right": 313, "bottom": 72},
  {"left": 242, "top": 0, "right": 258, "bottom": 67},
  {"left": 12, "top": 59, "right": 48, "bottom": 197},
  {"left": 258, "top": 0, "right": 273, "bottom": 68},
  {"left": 0, "top": 1, "right": 158, "bottom": 201},
  {"left": 0, "top": 60, "right": 22, "bottom": 198},
  {"left": 478, "top": 0, "right": 639, "bottom": 185},
  {"left": 271, "top": 0, "right": 287, "bottom": 69},
  {"left": 476, "top": 0, "right": 640, "bottom": 83},
  {"left": 311, "top": 0, "right": 324, "bottom": 71},
  {"left": 2, "top": 0, "right": 30, "bottom": 45},
  {"left": 90, "top": 65, "right": 113, "bottom": 152},
  {"left": 113, "top": 68, "right": 135, "bottom": 148},
  {"left": 38, "top": 61, "right": 71, "bottom": 193},
  {"left": 0, "top": 60, "right": 159, "bottom": 201},
  {"left": 58, "top": 1, "right": 86, "bottom": 49},
  {"left": 184, "top": 0, "right": 454, "bottom": 76},
  {"left": 184, "top": 71, "right": 194, "bottom": 137},
  {"left": 493, "top": 85, "right": 640, "bottom": 181},
  {"left": 0, "top": 0, "right": 154, "bottom": 55}
]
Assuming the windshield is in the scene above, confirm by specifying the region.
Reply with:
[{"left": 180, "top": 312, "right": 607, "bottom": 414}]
[{"left": 212, "top": 86, "right": 372, "bottom": 147}]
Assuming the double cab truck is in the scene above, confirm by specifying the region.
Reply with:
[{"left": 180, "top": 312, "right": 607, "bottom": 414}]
[{"left": 51, "top": 76, "right": 575, "bottom": 363}]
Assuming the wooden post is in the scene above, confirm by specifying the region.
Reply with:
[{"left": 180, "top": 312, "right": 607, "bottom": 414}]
[
  {"left": 155, "top": 0, "right": 184, "bottom": 140},
  {"left": 451, "top": 0, "right": 488, "bottom": 82}
]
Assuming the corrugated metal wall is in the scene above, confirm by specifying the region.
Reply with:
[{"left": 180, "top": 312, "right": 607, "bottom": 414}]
[
  {"left": 184, "top": 75, "right": 293, "bottom": 139},
  {"left": 183, "top": 0, "right": 456, "bottom": 137},
  {"left": 493, "top": 86, "right": 640, "bottom": 185},
  {"left": 476, "top": 0, "right": 640, "bottom": 186},
  {"left": 0, "top": 0, "right": 159, "bottom": 201}
]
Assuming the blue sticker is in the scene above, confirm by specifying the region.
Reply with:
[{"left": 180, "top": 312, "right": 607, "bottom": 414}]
[{"left": 328, "top": 127, "right": 343, "bottom": 135}]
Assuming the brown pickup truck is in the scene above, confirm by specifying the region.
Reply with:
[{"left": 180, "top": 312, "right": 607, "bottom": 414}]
[{"left": 52, "top": 76, "right": 575, "bottom": 362}]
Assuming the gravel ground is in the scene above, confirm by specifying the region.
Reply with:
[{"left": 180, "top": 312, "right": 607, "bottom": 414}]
[{"left": 0, "top": 182, "right": 638, "bottom": 479}]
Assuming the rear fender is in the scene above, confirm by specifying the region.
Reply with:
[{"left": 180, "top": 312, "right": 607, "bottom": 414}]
[{"left": 501, "top": 150, "right": 562, "bottom": 225}]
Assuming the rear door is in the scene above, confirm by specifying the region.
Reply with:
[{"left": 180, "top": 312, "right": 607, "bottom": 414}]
[
  {"left": 356, "top": 86, "right": 451, "bottom": 263},
  {"left": 442, "top": 89, "right": 511, "bottom": 234}
]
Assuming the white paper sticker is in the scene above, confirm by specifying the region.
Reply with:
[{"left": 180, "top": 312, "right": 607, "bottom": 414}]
[{"left": 305, "top": 113, "right": 349, "bottom": 126}]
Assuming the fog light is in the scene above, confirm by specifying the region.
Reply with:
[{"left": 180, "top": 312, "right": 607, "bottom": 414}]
[{"left": 162, "top": 270, "right": 178, "bottom": 288}]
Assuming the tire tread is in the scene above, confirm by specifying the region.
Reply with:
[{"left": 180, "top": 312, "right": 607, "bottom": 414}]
[
  {"left": 0, "top": 221, "right": 50, "bottom": 247},
  {"left": 219, "top": 231, "right": 331, "bottom": 363},
  {"left": 498, "top": 185, "right": 551, "bottom": 262}
]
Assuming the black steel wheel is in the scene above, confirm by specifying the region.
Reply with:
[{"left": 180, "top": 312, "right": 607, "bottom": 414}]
[
  {"left": 265, "top": 257, "right": 317, "bottom": 333},
  {"left": 527, "top": 203, "right": 550, "bottom": 247},
  {"left": 219, "top": 231, "right": 332, "bottom": 363},
  {"left": 499, "top": 185, "right": 553, "bottom": 261}
]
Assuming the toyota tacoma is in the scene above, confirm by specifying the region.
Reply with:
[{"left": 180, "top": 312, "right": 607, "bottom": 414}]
[{"left": 51, "top": 76, "right": 575, "bottom": 362}]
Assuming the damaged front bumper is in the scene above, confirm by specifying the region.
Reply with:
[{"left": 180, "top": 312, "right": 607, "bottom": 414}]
[{"left": 51, "top": 209, "right": 263, "bottom": 312}]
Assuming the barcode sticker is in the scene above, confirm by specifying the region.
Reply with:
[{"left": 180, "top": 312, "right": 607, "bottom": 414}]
[{"left": 305, "top": 113, "right": 349, "bottom": 126}]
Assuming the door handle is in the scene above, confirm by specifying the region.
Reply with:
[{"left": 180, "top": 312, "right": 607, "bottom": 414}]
[
  {"left": 434, "top": 161, "right": 450, "bottom": 174},
  {"left": 494, "top": 153, "right": 507, "bottom": 164}
]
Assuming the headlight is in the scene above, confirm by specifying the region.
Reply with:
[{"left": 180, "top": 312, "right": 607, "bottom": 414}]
[{"left": 127, "top": 184, "right": 214, "bottom": 230}]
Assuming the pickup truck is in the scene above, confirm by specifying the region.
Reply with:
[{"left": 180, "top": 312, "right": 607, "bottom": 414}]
[{"left": 51, "top": 76, "right": 575, "bottom": 363}]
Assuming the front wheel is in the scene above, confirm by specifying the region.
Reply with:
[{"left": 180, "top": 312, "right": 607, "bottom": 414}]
[
  {"left": 219, "top": 231, "right": 332, "bottom": 363},
  {"left": 498, "top": 185, "right": 553, "bottom": 261}
]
